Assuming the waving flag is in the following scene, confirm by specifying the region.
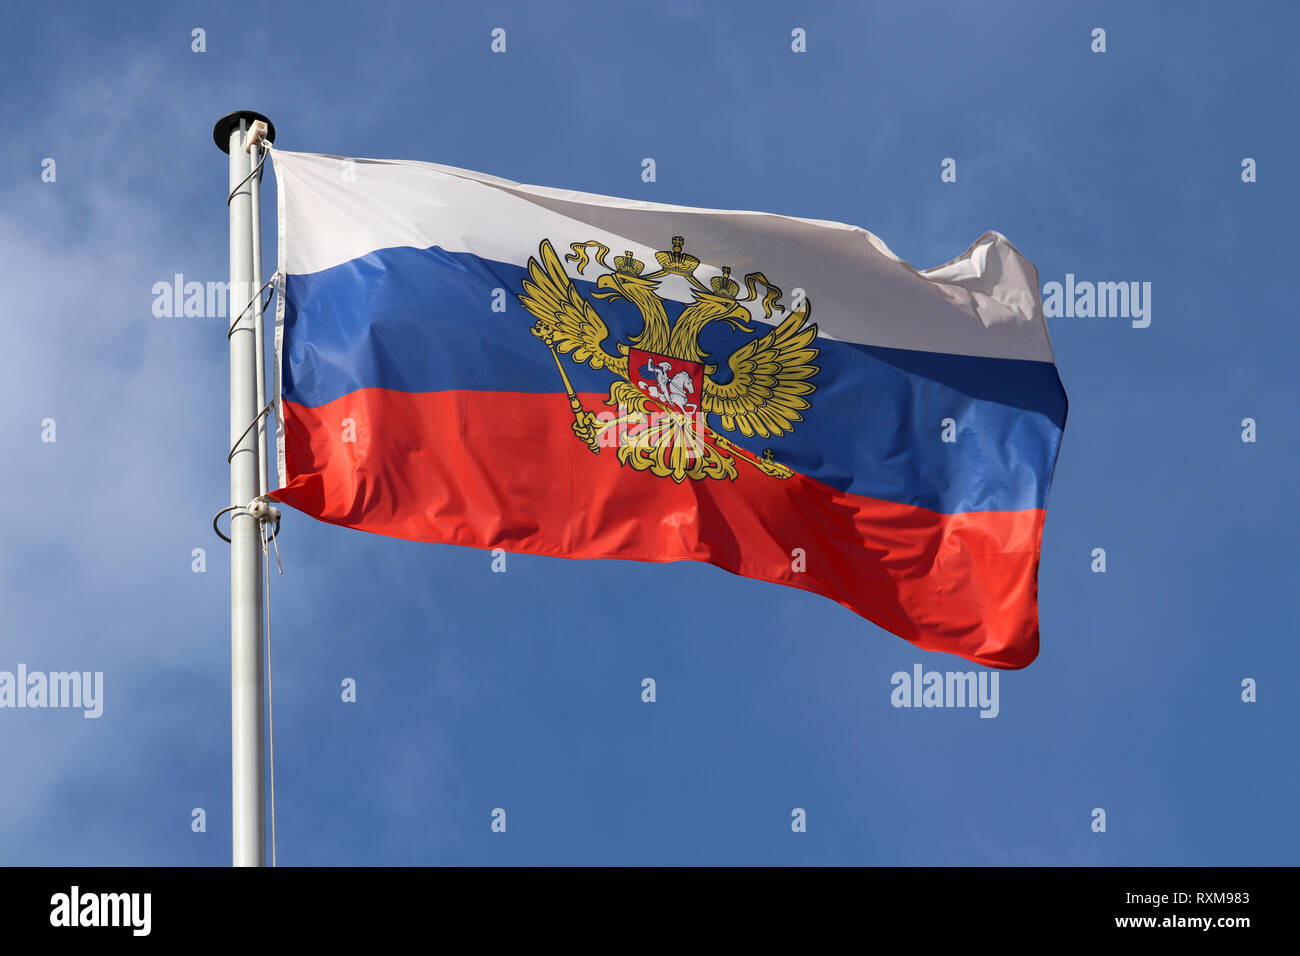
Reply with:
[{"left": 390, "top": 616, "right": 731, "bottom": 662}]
[{"left": 268, "top": 149, "right": 1067, "bottom": 668}]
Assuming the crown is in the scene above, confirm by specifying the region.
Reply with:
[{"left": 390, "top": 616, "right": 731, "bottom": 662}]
[
  {"left": 654, "top": 236, "right": 700, "bottom": 277},
  {"left": 710, "top": 266, "right": 739, "bottom": 298},
  {"left": 614, "top": 250, "right": 644, "bottom": 276}
]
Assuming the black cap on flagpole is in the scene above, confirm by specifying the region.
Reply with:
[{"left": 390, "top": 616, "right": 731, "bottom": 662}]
[{"left": 213, "top": 110, "right": 276, "bottom": 153}]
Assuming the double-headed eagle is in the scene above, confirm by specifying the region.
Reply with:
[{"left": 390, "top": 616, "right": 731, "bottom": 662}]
[{"left": 518, "top": 236, "right": 820, "bottom": 483}]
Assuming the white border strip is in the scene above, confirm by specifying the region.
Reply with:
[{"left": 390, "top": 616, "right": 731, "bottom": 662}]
[{"left": 272, "top": 148, "right": 288, "bottom": 490}]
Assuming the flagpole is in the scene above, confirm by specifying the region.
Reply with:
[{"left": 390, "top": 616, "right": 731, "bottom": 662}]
[{"left": 214, "top": 110, "right": 275, "bottom": 867}]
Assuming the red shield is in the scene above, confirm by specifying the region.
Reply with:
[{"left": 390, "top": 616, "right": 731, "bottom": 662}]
[{"left": 628, "top": 348, "right": 704, "bottom": 414}]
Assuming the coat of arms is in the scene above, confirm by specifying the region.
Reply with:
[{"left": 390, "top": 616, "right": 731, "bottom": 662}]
[{"left": 519, "top": 236, "right": 820, "bottom": 483}]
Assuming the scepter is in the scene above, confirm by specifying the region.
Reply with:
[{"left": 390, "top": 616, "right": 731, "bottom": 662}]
[{"left": 530, "top": 319, "right": 602, "bottom": 452}]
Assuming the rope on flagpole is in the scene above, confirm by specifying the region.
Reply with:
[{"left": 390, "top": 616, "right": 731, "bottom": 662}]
[
  {"left": 226, "top": 144, "right": 272, "bottom": 205},
  {"left": 226, "top": 401, "right": 276, "bottom": 464},
  {"left": 248, "top": 129, "right": 279, "bottom": 864},
  {"left": 259, "top": 518, "right": 279, "bottom": 867},
  {"left": 226, "top": 272, "right": 280, "bottom": 339}
]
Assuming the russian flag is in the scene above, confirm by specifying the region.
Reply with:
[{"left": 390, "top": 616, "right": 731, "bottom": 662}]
[{"left": 268, "top": 149, "right": 1066, "bottom": 668}]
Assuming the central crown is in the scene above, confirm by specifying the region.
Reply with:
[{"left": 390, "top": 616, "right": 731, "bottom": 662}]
[
  {"left": 710, "top": 266, "right": 739, "bottom": 299},
  {"left": 655, "top": 236, "right": 700, "bottom": 277}
]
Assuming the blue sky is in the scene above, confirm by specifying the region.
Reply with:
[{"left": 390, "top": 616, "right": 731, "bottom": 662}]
[{"left": 1, "top": 0, "right": 1296, "bottom": 865}]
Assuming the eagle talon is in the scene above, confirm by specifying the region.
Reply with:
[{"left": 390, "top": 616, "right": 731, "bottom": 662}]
[
  {"left": 573, "top": 410, "right": 601, "bottom": 452},
  {"left": 754, "top": 449, "right": 793, "bottom": 479}
]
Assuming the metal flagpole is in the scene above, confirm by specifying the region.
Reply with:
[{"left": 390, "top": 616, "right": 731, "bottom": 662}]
[{"left": 214, "top": 110, "right": 275, "bottom": 867}]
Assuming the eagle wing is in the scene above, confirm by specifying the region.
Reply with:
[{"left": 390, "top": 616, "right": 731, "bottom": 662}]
[
  {"left": 702, "top": 304, "right": 819, "bottom": 438},
  {"left": 517, "top": 240, "right": 627, "bottom": 377}
]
